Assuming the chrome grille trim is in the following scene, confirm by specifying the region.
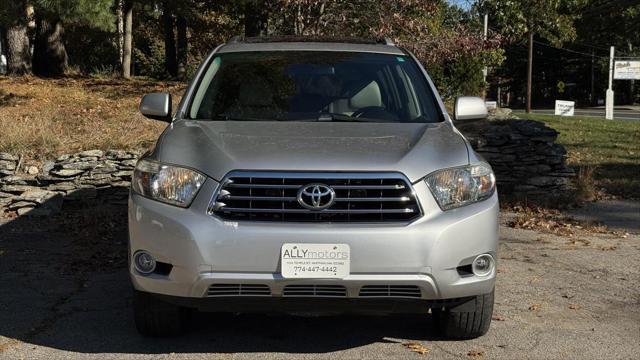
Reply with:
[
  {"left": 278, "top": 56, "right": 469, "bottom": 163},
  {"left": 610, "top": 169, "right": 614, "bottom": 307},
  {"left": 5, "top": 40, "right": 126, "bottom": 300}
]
[
  {"left": 209, "top": 171, "right": 422, "bottom": 223},
  {"left": 359, "top": 285, "right": 422, "bottom": 298},
  {"left": 282, "top": 285, "right": 347, "bottom": 297},
  {"left": 207, "top": 284, "right": 271, "bottom": 297}
]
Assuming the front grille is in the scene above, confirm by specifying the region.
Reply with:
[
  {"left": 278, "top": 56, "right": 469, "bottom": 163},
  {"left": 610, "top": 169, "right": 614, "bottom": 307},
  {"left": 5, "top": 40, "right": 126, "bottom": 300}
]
[
  {"left": 359, "top": 285, "right": 422, "bottom": 298},
  {"left": 283, "top": 285, "right": 347, "bottom": 297},
  {"left": 207, "top": 284, "right": 271, "bottom": 297},
  {"left": 210, "top": 171, "right": 421, "bottom": 222}
]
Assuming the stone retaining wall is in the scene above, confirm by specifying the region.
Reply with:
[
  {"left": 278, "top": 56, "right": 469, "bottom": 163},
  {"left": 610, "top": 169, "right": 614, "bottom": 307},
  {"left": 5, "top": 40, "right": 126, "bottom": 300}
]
[
  {"left": 0, "top": 150, "right": 139, "bottom": 216},
  {"left": 0, "top": 119, "right": 575, "bottom": 216},
  {"left": 458, "top": 118, "right": 575, "bottom": 200}
]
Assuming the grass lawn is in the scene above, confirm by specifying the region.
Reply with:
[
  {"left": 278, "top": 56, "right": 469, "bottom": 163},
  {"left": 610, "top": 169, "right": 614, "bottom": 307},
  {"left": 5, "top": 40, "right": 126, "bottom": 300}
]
[{"left": 517, "top": 113, "right": 640, "bottom": 199}]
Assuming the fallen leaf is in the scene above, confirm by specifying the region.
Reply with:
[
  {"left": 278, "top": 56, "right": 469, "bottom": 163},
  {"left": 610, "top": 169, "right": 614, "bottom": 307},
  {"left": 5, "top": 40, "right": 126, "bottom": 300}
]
[
  {"left": 0, "top": 339, "right": 19, "bottom": 353},
  {"left": 403, "top": 342, "right": 430, "bottom": 355},
  {"left": 492, "top": 315, "right": 505, "bottom": 321},
  {"left": 468, "top": 349, "right": 485, "bottom": 358},
  {"left": 568, "top": 304, "right": 580, "bottom": 310},
  {"left": 529, "top": 304, "right": 541, "bottom": 311}
]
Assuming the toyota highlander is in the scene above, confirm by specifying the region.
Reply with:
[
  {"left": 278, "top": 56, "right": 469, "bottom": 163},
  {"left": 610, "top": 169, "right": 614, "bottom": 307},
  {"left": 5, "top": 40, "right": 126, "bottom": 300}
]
[{"left": 129, "top": 37, "right": 498, "bottom": 339}]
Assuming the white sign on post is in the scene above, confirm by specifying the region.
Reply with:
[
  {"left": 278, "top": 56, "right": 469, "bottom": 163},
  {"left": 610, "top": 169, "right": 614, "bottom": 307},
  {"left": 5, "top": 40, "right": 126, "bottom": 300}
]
[
  {"left": 554, "top": 100, "right": 575, "bottom": 116},
  {"left": 614, "top": 61, "right": 640, "bottom": 80},
  {"left": 485, "top": 101, "right": 497, "bottom": 110}
]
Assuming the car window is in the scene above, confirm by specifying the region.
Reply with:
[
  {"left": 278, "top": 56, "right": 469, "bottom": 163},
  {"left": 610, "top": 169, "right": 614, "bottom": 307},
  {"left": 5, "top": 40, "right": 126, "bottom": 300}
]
[{"left": 189, "top": 51, "right": 442, "bottom": 123}]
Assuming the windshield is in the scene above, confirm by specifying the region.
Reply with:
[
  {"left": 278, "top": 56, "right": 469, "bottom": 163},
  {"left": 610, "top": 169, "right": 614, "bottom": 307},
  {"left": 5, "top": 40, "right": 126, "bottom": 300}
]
[{"left": 189, "top": 51, "right": 442, "bottom": 123}]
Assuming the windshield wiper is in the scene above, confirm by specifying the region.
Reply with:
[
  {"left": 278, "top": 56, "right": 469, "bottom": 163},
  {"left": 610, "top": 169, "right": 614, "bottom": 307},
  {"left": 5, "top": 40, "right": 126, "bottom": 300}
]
[
  {"left": 209, "top": 114, "right": 280, "bottom": 121},
  {"left": 316, "top": 113, "right": 389, "bottom": 123},
  {"left": 204, "top": 113, "right": 388, "bottom": 123}
]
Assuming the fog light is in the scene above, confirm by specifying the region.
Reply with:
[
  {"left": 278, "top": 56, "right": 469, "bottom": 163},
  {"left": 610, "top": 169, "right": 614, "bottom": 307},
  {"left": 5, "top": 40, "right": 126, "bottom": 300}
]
[
  {"left": 134, "top": 251, "right": 156, "bottom": 274},
  {"left": 472, "top": 254, "right": 494, "bottom": 277}
]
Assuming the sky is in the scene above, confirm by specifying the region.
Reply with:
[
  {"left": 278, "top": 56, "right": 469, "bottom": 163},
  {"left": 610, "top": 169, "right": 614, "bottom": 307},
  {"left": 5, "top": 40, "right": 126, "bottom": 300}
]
[{"left": 448, "top": 0, "right": 473, "bottom": 10}]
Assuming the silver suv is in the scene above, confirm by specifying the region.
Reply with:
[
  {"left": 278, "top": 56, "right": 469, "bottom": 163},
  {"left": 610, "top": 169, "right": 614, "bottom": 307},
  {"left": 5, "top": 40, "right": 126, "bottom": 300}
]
[{"left": 130, "top": 37, "right": 498, "bottom": 339}]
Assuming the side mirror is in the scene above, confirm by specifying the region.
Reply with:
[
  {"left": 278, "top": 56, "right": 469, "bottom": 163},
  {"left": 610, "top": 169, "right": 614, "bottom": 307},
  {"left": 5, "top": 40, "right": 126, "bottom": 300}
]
[
  {"left": 139, "top": 93, "right": 172, "bottom": 122},
  {"left": 454, "top": 96, "right": 487, "bottom": 121}
]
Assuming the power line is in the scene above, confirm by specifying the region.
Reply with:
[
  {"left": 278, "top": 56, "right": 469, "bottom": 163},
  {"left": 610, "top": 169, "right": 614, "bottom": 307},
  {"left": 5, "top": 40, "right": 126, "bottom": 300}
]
[
  {"left": 570, "top": 41, "right": 611, "bottom": 52},
  {"left": 533, "top": 40, "right": 610, "bottom": 59},
  {"left": 509, "top": 46, "right": 568, "bottom": 62},
  {"left": 571, "top": 40, "right": 636, "bottom": 57}
]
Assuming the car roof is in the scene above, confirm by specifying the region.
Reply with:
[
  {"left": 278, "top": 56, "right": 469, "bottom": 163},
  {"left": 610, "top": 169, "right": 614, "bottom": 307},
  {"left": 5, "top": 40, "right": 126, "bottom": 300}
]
[{"left": 217, "top": 36, "right": 406, "bottom": 55}]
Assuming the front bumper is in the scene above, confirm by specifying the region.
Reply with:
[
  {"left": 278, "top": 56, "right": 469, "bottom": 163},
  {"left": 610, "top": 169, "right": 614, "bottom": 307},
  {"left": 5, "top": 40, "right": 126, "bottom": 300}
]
[{"left": 129, "top": 178, "right": 499, "bottom": 305}]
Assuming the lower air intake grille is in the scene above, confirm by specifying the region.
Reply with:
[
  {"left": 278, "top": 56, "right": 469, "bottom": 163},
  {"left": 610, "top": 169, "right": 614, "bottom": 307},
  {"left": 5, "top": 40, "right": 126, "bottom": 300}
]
[
  {"left": 207, "top": 284, "right": 271, "bottom": 297},
  {"left": 209, "top": 171, "right": 421, "bottom": 223},
  {"left": 359, "top": 285, "right": 422, "bottom": 298},
  {"left": 283, "top": 285, "right": 347, "bottom": 297}
]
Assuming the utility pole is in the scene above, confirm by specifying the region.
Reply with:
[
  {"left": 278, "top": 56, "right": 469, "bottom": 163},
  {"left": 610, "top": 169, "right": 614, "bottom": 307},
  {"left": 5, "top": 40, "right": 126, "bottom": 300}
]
[
  {"left": 526, "top": 31, "right": 533, "bottom": 113},
  {"left": 606, "top": 46, "right": 614, "bottom": 120}
]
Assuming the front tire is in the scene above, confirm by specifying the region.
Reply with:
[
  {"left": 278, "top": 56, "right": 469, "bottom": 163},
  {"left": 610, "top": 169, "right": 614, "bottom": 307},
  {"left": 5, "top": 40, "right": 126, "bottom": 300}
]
[
  {"left": 433, "top": 290, "right": 494, "bottom": 339},
  {"left": 133, "top": 290, "right": 189, "bottom": 336}
]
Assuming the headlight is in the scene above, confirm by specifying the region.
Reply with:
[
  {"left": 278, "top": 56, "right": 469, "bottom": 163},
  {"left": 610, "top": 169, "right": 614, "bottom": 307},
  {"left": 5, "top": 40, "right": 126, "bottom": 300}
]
[
  {"left": 132, "top": 159, "right": 206, "bottom": 207},
  {"left": 425, "top": 163, "right": 495, "bottom": 210}
]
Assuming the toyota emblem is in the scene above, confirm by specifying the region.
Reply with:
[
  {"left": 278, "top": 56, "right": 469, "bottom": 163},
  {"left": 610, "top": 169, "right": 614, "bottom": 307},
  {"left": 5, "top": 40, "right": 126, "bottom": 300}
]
[{"left": 297, "top": 183, "right": 336, "bottom": 210}]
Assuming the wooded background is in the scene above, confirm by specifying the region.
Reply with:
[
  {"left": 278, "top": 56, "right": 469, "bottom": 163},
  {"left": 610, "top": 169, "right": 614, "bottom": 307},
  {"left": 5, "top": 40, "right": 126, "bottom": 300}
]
[{"left": 0, "top": 0, "right": 638, "bottom": 106}]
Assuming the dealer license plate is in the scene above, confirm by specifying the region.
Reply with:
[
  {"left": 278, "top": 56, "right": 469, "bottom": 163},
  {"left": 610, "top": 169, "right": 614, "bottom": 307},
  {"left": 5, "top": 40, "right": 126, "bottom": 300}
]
[{"left": 281, "top": 243, "right": 350, "bottom": 279}]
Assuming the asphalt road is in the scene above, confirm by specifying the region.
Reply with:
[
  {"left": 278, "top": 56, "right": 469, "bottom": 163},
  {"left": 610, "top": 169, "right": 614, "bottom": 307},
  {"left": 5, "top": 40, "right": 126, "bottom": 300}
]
[
  {"left": 514, "top": 108, "right": 640, "bottom": 121},
  {"left": 1, "top": 207, "right": 639, "bottom": 359}
]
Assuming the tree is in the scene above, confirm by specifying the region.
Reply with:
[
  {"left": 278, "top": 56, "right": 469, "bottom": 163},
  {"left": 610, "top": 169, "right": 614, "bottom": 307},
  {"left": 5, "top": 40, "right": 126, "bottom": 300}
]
[
  {"left": 176, "top": 14, "right": 187, "bottom": 79},
  {"left": 574, "top": 0, "right": 640, "bottom": 105},
  {"left": 0, "top": 1, "right": 32, "bottom": 75},
  {"left": 244, "top": 0, "right": 268, "bottom": 37},
  {"left": 31, "top": 0, "right": 115, "bottom": 76},
  {"left": 482, "top": 0, "right": 580, "bottom": 112},
  {"left": 122, "top": 0, "right": 133, "bottom": 78},
  {"left": 162, "top": 0, "right": 177, "bottom": 76},
  {"left": 267, "top": 0, "right": 501, "bottom": 98},
  {"left": 32, "top": 16, "right": 68, "bottom": 76}
]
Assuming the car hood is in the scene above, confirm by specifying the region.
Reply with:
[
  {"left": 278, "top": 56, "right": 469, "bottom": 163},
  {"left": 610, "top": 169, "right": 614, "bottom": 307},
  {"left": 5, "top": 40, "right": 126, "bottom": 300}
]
[{"left": 152, "top": 120, "right": 470, "bottom": 183}]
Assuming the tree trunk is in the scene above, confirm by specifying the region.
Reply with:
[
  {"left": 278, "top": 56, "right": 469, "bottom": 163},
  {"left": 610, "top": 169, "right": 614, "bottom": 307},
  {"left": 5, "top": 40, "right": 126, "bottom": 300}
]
[
  {"left": 33, "top": 17, "right": 68, "bottom": 77},
  {"left": 163, "top": 1, "right": 177, "bottom": 77},
  {"left": 244, "top": 0, "right": 268, "bottom": 37},
  {"left": 116, "top": 0, "right": 124, "bottom": 66},
  {"left": 6, "top": 24, "right": 31, "bottom": 75},
  {"left": 176, "top": 15, "right": 188, "bottom": 80},
  {"left": 122, "top": 0, "right": 133, "bottom": 79},
  {"left": 5, "top": 2, "right": 31, "bottom": 75},
  {"left": 526, "top": 30, "right": 533, "bottom": 113}
]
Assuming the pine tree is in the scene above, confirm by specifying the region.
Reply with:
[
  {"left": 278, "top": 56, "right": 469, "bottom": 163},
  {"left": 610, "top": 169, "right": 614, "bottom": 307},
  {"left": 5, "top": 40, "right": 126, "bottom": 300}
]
[{"left": 31, "top": 0, "right": 115, "bottom": 76}]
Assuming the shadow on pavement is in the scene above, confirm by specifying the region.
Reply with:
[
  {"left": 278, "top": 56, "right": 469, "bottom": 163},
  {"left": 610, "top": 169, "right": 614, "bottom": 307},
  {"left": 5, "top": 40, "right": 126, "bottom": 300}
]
[{"left": 0, "top": 190, "right": 441, "bottom": 355}]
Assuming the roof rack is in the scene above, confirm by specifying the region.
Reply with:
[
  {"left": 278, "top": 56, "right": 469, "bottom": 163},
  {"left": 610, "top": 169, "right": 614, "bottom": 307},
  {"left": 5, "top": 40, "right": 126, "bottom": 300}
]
[{"left": 226, "top": 35, "right": 397, "bottom": 46}]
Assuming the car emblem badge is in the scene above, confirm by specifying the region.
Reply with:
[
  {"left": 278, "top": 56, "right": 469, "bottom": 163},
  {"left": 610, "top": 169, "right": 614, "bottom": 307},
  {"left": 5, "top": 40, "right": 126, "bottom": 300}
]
[{"left": 297, "top": 183, "right": 336, "bottom": 210}]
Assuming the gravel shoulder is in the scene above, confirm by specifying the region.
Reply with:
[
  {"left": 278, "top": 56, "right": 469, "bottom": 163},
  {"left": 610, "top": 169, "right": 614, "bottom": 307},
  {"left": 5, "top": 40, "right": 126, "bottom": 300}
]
[{"left": 1, "top": 209, "right": 638, "bottom": 360}]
